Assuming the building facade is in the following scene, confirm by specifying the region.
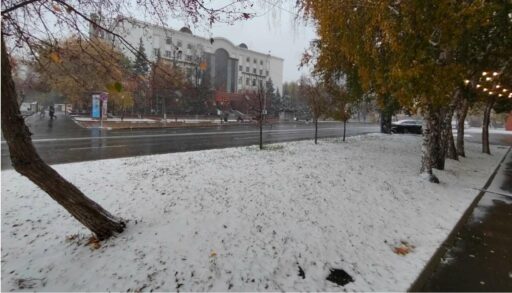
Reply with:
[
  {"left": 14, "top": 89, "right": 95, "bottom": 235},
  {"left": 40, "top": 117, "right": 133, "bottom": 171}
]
[{"left": 91, "top": 16, "right": 284, "bottom": 96}]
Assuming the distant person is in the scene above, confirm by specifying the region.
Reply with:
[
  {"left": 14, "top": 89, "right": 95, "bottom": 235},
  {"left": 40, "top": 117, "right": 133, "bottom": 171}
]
[
  {"left": 49, "top": 105, "right": 55, "bottom": 120},
  {"left": 39, "top": 107, "right": 45, "bottom": 118}
]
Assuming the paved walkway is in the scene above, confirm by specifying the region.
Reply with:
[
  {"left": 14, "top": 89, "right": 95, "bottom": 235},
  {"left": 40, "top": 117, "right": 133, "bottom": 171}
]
[{"left": 415, "top": 147, "right": 512, "bottom": 291}]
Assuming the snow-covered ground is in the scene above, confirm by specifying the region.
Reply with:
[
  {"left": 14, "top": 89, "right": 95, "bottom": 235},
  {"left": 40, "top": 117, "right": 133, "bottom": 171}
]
[
  {"left": 161, "top": 119, "right": 242, "bottom": 123},
  {"left": 73, "top": 117, "right": 157, "bottom": 122},
  {"left": 1, "top": 134, "right": 507, "bottom": 291},
  {"left": 465, "top": 127, "right": 512, "bottom": 135}
]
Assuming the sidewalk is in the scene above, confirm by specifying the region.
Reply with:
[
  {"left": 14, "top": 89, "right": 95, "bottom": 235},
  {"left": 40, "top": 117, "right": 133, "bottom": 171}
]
[{"left": 413, "top": 147, "right": 512, "bottom": 291}]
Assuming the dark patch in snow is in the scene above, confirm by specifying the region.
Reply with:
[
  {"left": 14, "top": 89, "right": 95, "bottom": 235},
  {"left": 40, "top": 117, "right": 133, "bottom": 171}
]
[
  {"left": 326, "top": 268, "right": 354, "bottom": 286},
  {"left": 298, "top": 265, "right": 306, "bottom": 279},
  {"left": 15, "top": 278, "right": 46, "bottom": 289}
]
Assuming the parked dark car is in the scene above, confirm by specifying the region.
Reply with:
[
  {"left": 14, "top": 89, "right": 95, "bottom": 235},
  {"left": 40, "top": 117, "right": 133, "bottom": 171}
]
[{"left": 391, "top": 120, "right": 423, "bottom": 134}]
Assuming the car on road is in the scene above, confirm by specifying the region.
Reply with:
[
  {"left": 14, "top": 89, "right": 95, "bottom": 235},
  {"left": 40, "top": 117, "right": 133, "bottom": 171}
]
[{"left": 391, "top": 119, "right": 423, "bottom": 134}]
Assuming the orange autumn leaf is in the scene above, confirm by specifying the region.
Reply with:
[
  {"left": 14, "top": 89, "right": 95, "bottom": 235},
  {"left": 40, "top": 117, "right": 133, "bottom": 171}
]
[
  {"left": 49, "top": 52, "right": 61, "bottom": 63},
  {"left": 52, "top": 4, "right": 62, "bottom": 12},
  {"left": 393, "top": 245, "right": 411, "bottom": 255}
]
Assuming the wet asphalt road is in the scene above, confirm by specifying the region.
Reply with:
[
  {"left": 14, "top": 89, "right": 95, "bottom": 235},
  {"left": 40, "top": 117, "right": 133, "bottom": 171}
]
[
  {"left": 2, "top": 113, "right": 510, "bottom": 169},
  {"left": 1, "top": 113, "right": 380, "bottom": 169}
]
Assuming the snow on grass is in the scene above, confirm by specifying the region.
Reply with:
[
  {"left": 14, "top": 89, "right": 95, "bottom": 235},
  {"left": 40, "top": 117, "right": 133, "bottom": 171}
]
[
  {"left": 465, "top": 127, "right": 512, "bottom": 134},
  {"left": 73, "top": 117, "right": 157, "bottom": 122},
  {"left": 1, "top": 134, "right": 506, "bottom": 291}
]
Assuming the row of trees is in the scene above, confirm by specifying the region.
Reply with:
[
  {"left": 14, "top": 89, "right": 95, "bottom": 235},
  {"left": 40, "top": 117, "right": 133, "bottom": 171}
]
[
  {"left": 299, "top": 0, "right": 512, "bottom": 183},
  {"left": 14, "top": 36, "right": 215, "bottom": 118}
]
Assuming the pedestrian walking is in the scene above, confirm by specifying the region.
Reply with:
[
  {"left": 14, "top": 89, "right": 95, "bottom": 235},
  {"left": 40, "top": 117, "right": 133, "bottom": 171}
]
[{"left": 49, "top": 105, "right": 55, "bottom": 120}]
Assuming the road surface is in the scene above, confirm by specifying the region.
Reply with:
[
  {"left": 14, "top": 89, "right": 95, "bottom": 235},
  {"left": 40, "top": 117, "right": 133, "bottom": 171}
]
[
  {"left": 1, "top": 113, "right": 379, "bottom": 169},
  {"left": 2, "top": 113, "right": 510, "bottom": 169}
]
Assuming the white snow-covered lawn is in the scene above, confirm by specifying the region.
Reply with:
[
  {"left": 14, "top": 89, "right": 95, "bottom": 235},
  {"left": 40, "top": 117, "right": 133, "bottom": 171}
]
[
  {"left": 1, "top": 134, "right": 507, "bottom": 291},
  {"left": 465, "top": 127, "right": 512, "bottom": 135},
  {"left": 73, "top": 116, "right": 157, "bottom": 122}
]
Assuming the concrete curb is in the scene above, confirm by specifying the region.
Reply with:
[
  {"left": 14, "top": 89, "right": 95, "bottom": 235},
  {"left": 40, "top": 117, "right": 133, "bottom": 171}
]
[{"left": 408, "top": 146, "right": 512, "bottom": 292}]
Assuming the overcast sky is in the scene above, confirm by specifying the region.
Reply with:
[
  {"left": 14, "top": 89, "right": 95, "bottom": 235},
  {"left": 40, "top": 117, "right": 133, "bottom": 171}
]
[{"left": 164, "top": 2, "right": 317, "bottom": 83}]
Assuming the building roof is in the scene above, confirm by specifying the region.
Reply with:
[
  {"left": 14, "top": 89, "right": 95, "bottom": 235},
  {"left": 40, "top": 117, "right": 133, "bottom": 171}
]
[
  {"left": 119, "top": 17, "right": 284, "bottom": 61},
  {"left": 179, "top": 26, "right": 192, "bottom": 34}
]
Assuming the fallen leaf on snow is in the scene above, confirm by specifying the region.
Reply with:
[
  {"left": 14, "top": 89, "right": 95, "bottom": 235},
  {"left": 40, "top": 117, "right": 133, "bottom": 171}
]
[
  {"left": 393, "top": 241, "right": 415, "bottom": 255},
  {"left": 86, "top": 236, "right": 101, "bottom": 250}
]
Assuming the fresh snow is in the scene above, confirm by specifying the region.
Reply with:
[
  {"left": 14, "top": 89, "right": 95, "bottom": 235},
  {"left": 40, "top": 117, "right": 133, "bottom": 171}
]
[
  {"left": 1, "top": 134, "right": 507, "bottom": 291},
  {"left": 73, "top": 117, "right": 157, "bottom": 122},
  {"left": 464, "top": 127, "right": 512, "bottom": 135}
]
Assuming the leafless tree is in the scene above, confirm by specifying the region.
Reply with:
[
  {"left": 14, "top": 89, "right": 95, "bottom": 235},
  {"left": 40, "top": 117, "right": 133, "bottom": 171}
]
[
  {"left": 1, "top": 0, "right": 254, "bottom": 239},
  {"left": 299, "top": 76, "right": 328, "bottom": 144},
  {"left": 244, "top": 84, "right": 267, "bottom": 150}
]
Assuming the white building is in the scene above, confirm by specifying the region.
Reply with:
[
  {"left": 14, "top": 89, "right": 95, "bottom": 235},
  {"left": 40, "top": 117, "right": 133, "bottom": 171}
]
[{"left": 91, "top": 16, "right": 284, "bottom": 95}]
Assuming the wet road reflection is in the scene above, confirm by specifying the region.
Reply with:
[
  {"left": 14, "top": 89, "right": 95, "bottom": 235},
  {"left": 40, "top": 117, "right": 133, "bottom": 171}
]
[
  {"left": 420, "top": 149, "right": 512, "bottom": 292},
  {"left": 1, "top": 114, "right": 380, "bottom": 169}
]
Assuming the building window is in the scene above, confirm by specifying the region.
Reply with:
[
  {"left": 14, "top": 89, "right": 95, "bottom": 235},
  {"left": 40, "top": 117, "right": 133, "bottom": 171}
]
[
  {"left": 246, "top": 78, "right": 250, "bottom": 85},
  {"left": 246, "top": 57, "right": 250, "bottom": 62},
  {"left": 260, "top": 60, "right": 263, "bottom": 65},
  {"left": 239, "top": 77, "right": 242, "bottom": 84},
  {"left": 253, "top": 58, "right": 257, "bottom": 64},
  {"left": 259, "top": 69, "right": 263, "bottom": 75},
  {"left": 177, "top": 40, "right": 182, "bottom": 47},
  {"left": 259, "top": 80, "right": 263, "bottom": 87},
  {"left": 266, "top": 70, "right": 269, "bottom": 76},
  {"left": 165, "top": 50, "right": 172, "bottom": 58},
  {"left": 246, "top": 66, "right": 250, "bottom": 72},
  {"left": 153, "top": 48, "right": 160, "bottom": 56},
  {"left": 177, "top": 50, "right": 183, "bottom": 59},
  {"left": 252, "top": 79, "right": 256, "bottom": 86},
  {"left": 253, "top": 68, "right": 256, "bottom": 74},
  {"left": 186, "top": 55, "right": 192, "bottom": 62},
  {"left": 166, "top": 37, "right": 172, "bottom": 45},
  {"left": 239, "top": 65, "right": 243, "bottom": 71},
  {"left": 187, "top": 43, "right": 192, "bottom": 50}
]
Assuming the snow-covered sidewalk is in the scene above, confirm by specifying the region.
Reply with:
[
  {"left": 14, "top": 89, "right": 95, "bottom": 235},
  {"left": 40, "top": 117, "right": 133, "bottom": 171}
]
[{"left": 1, "top": 134, "right": 507, "bottom": 291}]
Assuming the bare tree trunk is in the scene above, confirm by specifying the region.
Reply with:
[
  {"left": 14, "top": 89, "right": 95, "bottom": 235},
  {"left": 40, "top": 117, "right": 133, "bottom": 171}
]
[
  {"left": 431, "top": 109, "right": 445, "bottom": 170},
  {"left": 482, "top": 98, "right": 495, "bottom": 154},
  {"left": 259, "top": 118, "right": 263, "bottom": 150},
  {"left": 444, "top": 90, "right": 460, "bottom": 160},
  {"left": 1, "top": 36, "right": 125, "bottom": 240},
  {"left": 456, "top": 98, "right": 469, "bottom": 157},
  {"left": 343, "top": 120, "right": 347, "bottom": 142},
  {"left": 420, "top": 106, "right": 440, "bottom": 183},
  {"left": 380, "top": 111, "right": 392, "bottom": 134},
  {"left": 445, "top": 124, "right": 457, "bottom": 160},
  {"left": 314, "top": 117, "right": 318, "bottom": 144}
]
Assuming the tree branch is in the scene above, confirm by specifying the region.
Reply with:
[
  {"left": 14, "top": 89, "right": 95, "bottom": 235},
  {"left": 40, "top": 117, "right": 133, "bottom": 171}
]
[{"left": 1, "top": 0, "right": 43, "bottom": 15}]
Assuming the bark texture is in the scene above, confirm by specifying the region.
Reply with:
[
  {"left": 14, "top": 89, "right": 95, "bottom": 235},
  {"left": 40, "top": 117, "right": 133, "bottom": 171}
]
[
  {"left": 420, "top": 106, "right": 440, "bottom": 183},
  {"left": 380, "top": 111, "right": 392, "bottom": 134},
  {"left": 314, "top": 117, "right": 318, "bottom": 144},
  {"left": 482, "top": 98, "right": 495, "bottom": 154},
  {"left": 342, "top": 120, "right": 347, "bottom": 142},
  {"left": 431, "top": 109, "right": 445, "bottom": 170},
  {"left": 1, "top": 36, "right": 125, "bottom": 240},
  {"left": 443, "top": 91, "right": 460, "bottom": 161},
  {"left": 456, "top": 98, "right": 469, "bottom": 157},
  {"left": 259, "top": 118, "right": 263, "bottom": 150}
]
